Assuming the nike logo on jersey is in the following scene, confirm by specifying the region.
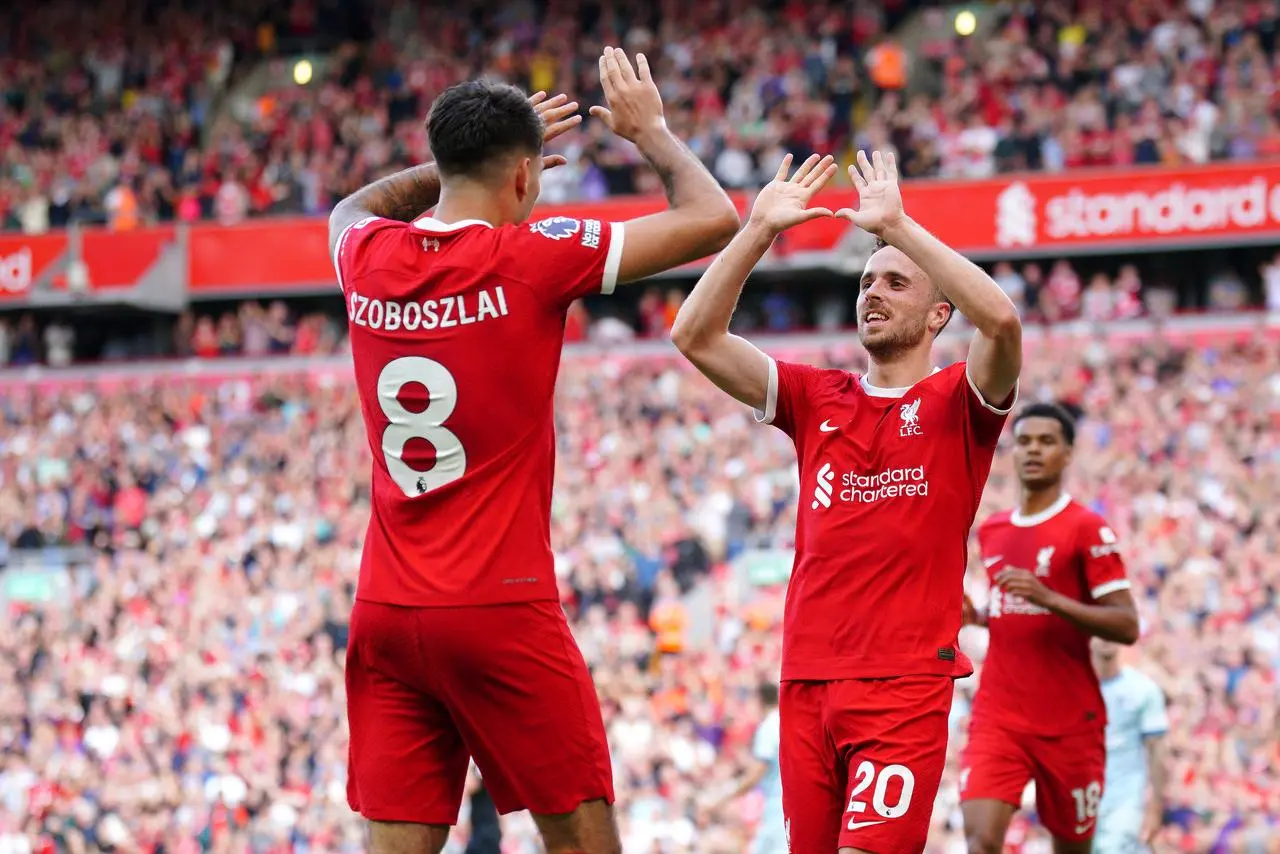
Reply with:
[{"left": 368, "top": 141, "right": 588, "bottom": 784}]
[
  {"left": 819, "top": 419, "right": 839, "bottom": 432},
  {"left": 847, "top": 819, "right": 887, "bottom": 831},
  {"left": 1074, "top": 821, "right": 1095, "bottom": 835},
  {"left": 983, "top": 555, "right": 1003, "bottom": 568}
]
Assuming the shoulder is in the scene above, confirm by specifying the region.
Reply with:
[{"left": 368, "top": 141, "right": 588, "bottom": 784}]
[
  {"left": 979, "top": 509, "right": 1013, "bottom": 534},
  {"left": 1065, "top": 501, "right": 1119, "bottom": 541}
]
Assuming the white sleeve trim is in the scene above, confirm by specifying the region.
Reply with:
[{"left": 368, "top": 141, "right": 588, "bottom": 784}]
[
  {"left": 602, "top": 221, "right": 625, "bottom": 295},
  {"left": 1091, "top": 579, "right": 1132, "bottom": 599},
  {"left": 332, "top": 216, "right": 382, "bottom": 293},
  {"left": 332, "top": 221, "right": 357, "bottom": 293},
  {"left": 752, "top": 357, "right": 779, "bottom": 424},
  {"left": 965, "top": 365, "right": 1018, "bottom": 415}
]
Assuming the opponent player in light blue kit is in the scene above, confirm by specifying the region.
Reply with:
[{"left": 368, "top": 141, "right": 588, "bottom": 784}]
[
  {"left": 718, "top": 684, "right": 785, "bottom": 853},
  {"left": 1092, "top": 639, "right": 1169, "bottom": 853}
]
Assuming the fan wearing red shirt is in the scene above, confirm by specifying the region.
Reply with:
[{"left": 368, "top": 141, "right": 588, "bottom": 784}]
[
  {"left": 328, "top": 52, "right": 738, "bottom": 854},
  {"left": 960, "top": 402, "right": 1140, "bottom": 854},
  {"left": 672, "top": 150, "right": 1022, "bottom": 854}
]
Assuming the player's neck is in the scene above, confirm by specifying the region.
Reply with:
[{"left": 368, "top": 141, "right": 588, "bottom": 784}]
[
  {"left": 433, "top": 187, "right": 514, "bottom": 228},
  {"left": 864, "top": 349, "right": 934, "bottom": 390},
  {"left": 1018, "top": 484, "right": 1063, "bottom": 518}
]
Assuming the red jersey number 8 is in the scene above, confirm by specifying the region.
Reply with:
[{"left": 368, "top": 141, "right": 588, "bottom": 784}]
[{"left": 378, "top": 356, "right": 467, "bottom": 497}]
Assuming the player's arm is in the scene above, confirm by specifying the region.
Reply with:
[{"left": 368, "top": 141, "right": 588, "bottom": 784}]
[
  {"left": 1142, "top": 731, "right": 1169, "bottom": 843},
  {"left": 837, "top": 151, "right": 1021, "bottom": 406},
  {"left": 1138, "top": 678, "right": 1171, "bottom": 843},
  {"left": 590, "top": 48, "right": 740, "bottom": 283},
  {"left": 962, "top": 591, "right": 988, "bottom": 628},
  {"left": 672, "top": 154, "right": 837, "bottom": 409},
  {"left": 995, "top": 571, "right": 1140, "bottom": 644},
  {"left": 327, "top": 92, "right": 581, "bottom": 254}
]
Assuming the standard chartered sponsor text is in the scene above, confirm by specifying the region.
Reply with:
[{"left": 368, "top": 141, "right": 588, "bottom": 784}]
[
  {"left": 1044, "top": 177, "right": 1280, "bottom": 240},
  {"left": 839, "top": 466, "right": 928, "bottom": 503}
]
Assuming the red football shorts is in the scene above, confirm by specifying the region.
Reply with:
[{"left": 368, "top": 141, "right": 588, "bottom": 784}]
[
  {"left": 960, "top": 719, "right": 1106, "bottom": 841},
  {"left": 345, "top": 599, "right": 614, "bottom": 824},
  {"left": 780, "top": 675, "right": 953, "bottom": 854}
]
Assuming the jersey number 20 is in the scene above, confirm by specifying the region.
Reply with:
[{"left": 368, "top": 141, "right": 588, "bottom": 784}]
[{"left": 378, "top": 357, "right": 467, "bottom": 497}]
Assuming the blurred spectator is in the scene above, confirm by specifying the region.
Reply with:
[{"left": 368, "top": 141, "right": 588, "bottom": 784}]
[
  {"left": 0, "top": 330, "right": 1277, "bottom": 851},
  {"left": 9, "top": 0, "right": 1280, "bottom": 231}
]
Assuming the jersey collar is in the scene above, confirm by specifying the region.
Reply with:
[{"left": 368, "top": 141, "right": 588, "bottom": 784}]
[
  {"left": 859, "top": 366, "right": 942, "bottom": 399},
  {"left": 412, "top": 216, "right": 494, "bottom": 231},
  {"left": 1011, "top": 492, "right": 1072, "bottom": 527}
]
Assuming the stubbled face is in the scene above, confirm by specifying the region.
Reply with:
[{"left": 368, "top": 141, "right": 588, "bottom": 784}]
[
  {"left": 856, "top": 246, "right": 949, "bottom": 359},
  {"left": 1012, "top": 416, "right": 1072, "bottom": 490}
]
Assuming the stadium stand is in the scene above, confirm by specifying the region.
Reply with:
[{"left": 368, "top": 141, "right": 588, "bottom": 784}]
[
  {"left": 0, "top": 324, "right": 1277, "bottom": 852},
  {"left": 6, "top": 0, "right": 1280, "bottom": 232},
  {"left": 2, "top": 1, "right": 1280, "bottom": 852}
]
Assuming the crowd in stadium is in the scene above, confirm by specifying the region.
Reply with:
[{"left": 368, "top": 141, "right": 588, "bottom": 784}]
[
  {"left": 6, "top": 0, "right": 1280, "bottom": 232},
  {"left": 0, "top": 252, "right": 1274, "bottom": 368},
  {"left": 0, "top": 331, "right": 1276, "bottom": 852}
]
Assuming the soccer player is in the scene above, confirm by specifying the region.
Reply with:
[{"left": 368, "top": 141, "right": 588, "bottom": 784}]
[
  {"left": 328, "top": 49, "right": 739, "bottom": 854},
  {"left": 672, "top": 150, "right": 1023, "bottom": 853},
  {"left": 715, "top": 683, "right": 785, "bottom": 854},
  {"left": 1092, "top": 639, "right": 1169, "bottom": 854},
  {"left": 960, "top": 403, "right": 1141, "bottom": 854}
]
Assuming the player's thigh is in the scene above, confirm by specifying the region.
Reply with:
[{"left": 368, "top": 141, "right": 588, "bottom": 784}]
[
  {"left": 779, "top": 681, "right": 845, "bottom": 854},
  {"left": 366, "top": 822, "right": 451, "bottom": 854},
  {"left": 1030, "top": 727, "right": 1107, "bottom": 843},
  {"left": 531, "top": 798, "right": 621, "bottom": 854},
  {"left": 961, "top": 799, "right": 1019, "bottom": 854},
  {"left": 346, "top": 601, "right": 469, "bottom": 826},
  {"left": 429, "top": 601, "right": 615, "bottom": 817},
  {"left": 827, "top": 676, "right": 953, "bottom": 854}
]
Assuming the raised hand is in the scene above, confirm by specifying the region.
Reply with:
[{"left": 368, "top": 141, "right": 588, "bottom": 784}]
[
  {"left": 835, "top": 150, "right": 906, "bottom": 237},
  {"left": 747, "top": 154, "right": 838, "bottom": 235},
  {"left": 529, "top": 91, "right": 582, "bottom": 170},
  {"left": 589, "top": 46, "right": 666, "bottom": 143}
]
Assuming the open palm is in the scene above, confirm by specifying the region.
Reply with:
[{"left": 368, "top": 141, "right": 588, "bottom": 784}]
[
  {"left": 836, "top": 149, "right": 905, "bottom": 236},
  {"left": 529, "top": 91, "right": 583, "bottom": 170},
  {"left": 748, "top": 154, "right": 838, "bottom": 234}
]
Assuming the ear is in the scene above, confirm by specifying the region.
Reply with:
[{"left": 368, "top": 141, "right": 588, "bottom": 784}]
[
  {"left": 514, "top": 157, "right": 532, "bottom": 202},
  {"left": 929, "top": 301, "right": 952, "bottom": 335}
]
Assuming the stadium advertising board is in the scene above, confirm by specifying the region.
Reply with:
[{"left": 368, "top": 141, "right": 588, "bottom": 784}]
[
  {"left": 7, "top": 160, "right": 1280, "bottom": 304},
  {"left": 0, "top": 233, "right": 67, "bottom": 299}
]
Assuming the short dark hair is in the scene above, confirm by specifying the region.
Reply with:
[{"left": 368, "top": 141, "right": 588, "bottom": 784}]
[
  {"left": 427, "top": 80, "right": 543, "bottom": 179},
  {"left": 1013, "top": 402, "right": 1077, "bottom": 445},
  {"left": 871, "top": 236, "right": 955, "bottom": 332},
  {"left": 759, "top": 682, "right": 779, "bottom": 707}
]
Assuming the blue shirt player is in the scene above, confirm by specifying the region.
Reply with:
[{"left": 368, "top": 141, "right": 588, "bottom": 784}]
[
  {"left": 718, "top": 683, "right": 786, "bottom": 853},
  {"left": 1093, "top": 639, "right": 1169, "bottom": 854}
]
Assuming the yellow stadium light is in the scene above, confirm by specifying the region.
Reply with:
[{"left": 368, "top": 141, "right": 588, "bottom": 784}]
[
  {"left": 955, "top": 10, "right": 977, "bottom": 36},
  {"left": 293, "top": 59, "right": 314, "bottom": 86}
]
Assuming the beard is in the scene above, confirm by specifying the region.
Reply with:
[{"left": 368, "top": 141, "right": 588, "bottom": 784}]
[{"left": 858, "top": 312, "right": 930, "bottom": 360}]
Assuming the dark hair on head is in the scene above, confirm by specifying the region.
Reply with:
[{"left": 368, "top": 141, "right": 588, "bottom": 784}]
[
  {"left": 427, "top": 80, "right": 544, "bottom": 179},
  {"left": 870, "top": 236, "right": 956, "bottom": 333},
  {"left": 759, "top": 682, "right": 780, "bottom": 707},
  {"left": 1013, "top": 401, "right": 1077, "bottom": 445}
]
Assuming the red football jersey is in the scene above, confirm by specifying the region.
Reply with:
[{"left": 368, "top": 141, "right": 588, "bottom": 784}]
[
  {"left": 759, "top": 360, "right": 1012, "bottom": 681},
  {"left": 972, "top": 494, "right": 1130, "bottom": 734},
  {"left": 334, "top": 213, "right": 625, "bottom": 606}
]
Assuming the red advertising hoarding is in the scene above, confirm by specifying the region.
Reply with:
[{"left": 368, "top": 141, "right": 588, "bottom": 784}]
[
  {"left": 6, "top": 160, "right": 1280, "bottom": 303},
  {"left": 0, "top": 233, "right": 68, "bottom": 299}
]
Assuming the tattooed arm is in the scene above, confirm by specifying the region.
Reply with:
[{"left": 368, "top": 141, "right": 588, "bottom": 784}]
[{"left": 327, "top": 164, "right": 442, "bottom": 253}]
